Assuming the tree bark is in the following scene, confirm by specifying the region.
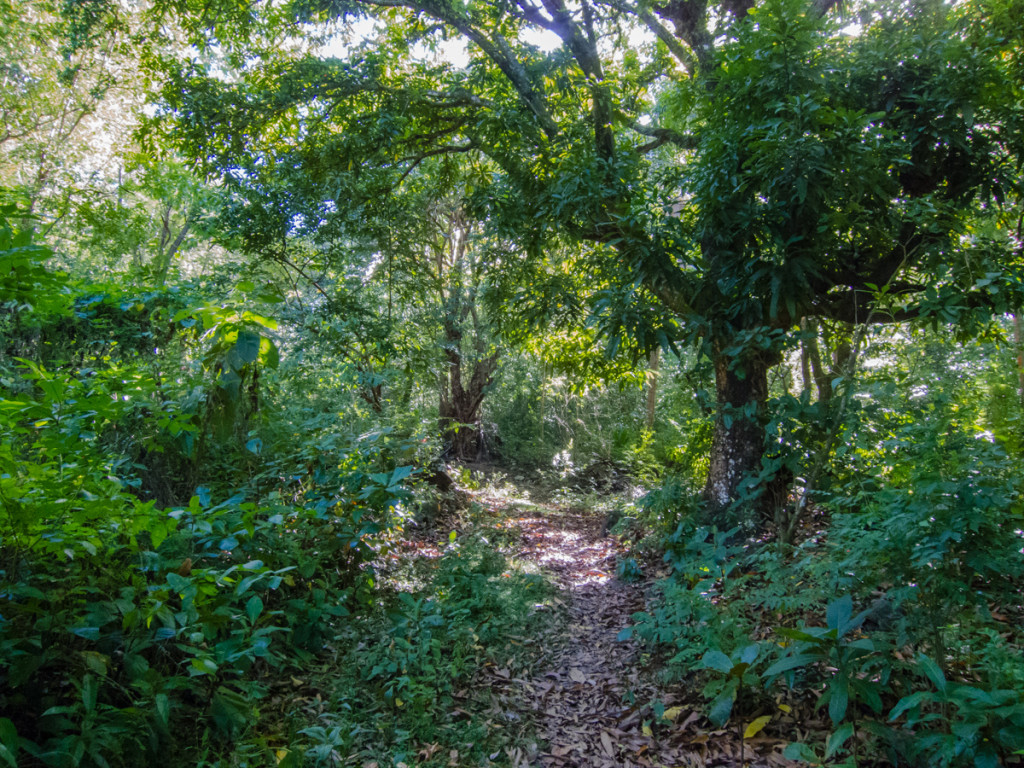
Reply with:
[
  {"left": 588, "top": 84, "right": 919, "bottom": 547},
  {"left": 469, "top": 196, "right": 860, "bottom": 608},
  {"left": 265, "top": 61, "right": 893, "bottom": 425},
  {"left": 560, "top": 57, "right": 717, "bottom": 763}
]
[
  {"left": 645, "top": 346, "right": 660, "bottom": 431},
  {"left": 1014, "top": 314, "right": 1024, "bottom": 407},
  {"left": 438, "top": 301, "right": 498, "bottom": 460},
  {"left": 701, "top": 342, "right": 776, "bottom": 525},
  {"left": 439, "top": 348, "right": 497, "bottom": 460},
  {"left": 804, "top": 318, "right": 832, "bottom": 404}
]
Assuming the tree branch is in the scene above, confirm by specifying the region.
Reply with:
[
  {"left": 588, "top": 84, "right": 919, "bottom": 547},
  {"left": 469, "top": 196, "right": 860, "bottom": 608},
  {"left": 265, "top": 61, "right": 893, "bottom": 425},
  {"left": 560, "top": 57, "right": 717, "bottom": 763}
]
[
  {"left": 394, "top": 142, "right": 475, "bottom": 186},
  {"left": 629, "top": 120, "right": 698, "bottom": 150}
]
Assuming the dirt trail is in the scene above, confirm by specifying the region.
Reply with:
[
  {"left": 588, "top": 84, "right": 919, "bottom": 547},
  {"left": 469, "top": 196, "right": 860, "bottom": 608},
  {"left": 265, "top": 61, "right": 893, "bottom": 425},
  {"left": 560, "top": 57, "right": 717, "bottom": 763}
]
[{"left": 470, "top": 486, "right": 787, "bottom": 768}]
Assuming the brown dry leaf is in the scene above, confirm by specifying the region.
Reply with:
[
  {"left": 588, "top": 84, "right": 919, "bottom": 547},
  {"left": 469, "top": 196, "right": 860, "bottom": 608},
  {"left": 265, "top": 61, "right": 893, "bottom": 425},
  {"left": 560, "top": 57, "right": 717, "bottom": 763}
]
[
  {"left": 568, "top": 668, "right": 586, "bottom": 684},
  {"left": 601, "top": 731, "right": 616, "bottom": 757},
  {"left": 417, "top": 743, "right": 441, "bottom": 760},
  {"left": 680, "top": 710, "right": 701, "bottom": 730}
]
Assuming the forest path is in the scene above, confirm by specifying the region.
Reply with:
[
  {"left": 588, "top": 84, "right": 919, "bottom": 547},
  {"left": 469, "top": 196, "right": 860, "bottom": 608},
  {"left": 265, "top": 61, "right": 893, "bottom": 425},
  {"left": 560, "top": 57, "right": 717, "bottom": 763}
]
[{"left": 463, "top": 480, "right": 781, "bottom": 768}]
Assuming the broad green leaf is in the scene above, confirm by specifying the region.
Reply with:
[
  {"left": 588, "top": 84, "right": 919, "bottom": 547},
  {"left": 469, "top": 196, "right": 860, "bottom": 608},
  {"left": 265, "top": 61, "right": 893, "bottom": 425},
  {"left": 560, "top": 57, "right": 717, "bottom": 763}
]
[
  {"left": 708, "top": 680, "right": 739, "bottom": 727},
  {"left": 739, "top": 644, "right": 760, "bottom": 666},
  {"left": 917, "top": 653, "right": 947, "bottom": 693},
  {"left": 245, "top": 595, "right": 264, "bottom": 624},
  {"left": 228, "top": 330, "right": 261, "bottom": 369},
  {"left": 783, "top": 742, "right": 818, "bottom": 762},
  {"left": 763, "top": 653, "right": 818, "bottom": 677},
  {"left": 825, "top": 722, "right": 855, "bottom": 759},
  {"left": 259, "top": 337, "right": 280, "bottom": 368},
  {"left": 889, "top": 691, "right": 929, "bottom": 721},
  {"left": 155, "top": 694, "right": 170, "bottom": 726},
  {"left": 190, "top": 657, "right": 219, "bottom": 676},
  {"left": 777, "top": 627, "right": 825, "bottom": 643},
  {"left": 828, "top": 676, "right": 849, "bottom": 724},
  {"left": 702, "top": 650, "right": 733, "bottom": 674},
  {"left": 81, "top": 674, "right": 98, "bottom": 713},
  {"left": 825, "top": 594, "right": 852, "bottom": 634},
  {"left": 0, "top": 719, "right": 18, "bottom": 768},
  {"left": 166, "top": 572, "right": 191, "bottom": 592}
]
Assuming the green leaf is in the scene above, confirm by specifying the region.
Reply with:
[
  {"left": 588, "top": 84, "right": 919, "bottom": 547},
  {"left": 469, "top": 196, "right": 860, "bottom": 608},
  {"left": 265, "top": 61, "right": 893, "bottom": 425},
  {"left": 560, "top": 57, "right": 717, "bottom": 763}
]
[
  {"left": 210, "top": 686, "right": 249, "bottom": 738},
  {"left": 0, "top": 719, "right": 18, "bottom": 768},
  {"left": 917, "top": 654, "right": 947, "bottom": 693},
  {"left": 390, "top": 465, "right": 414, "bottom": 484},
  {"left": 227, "top": 330, "right": 261, "bottom": 369},
  {"left": 245, "top": 595, "right": 264, "bottom": 624},
  {"left": 155, "top": 694, "right": 170, "bottom": 727},
  {"left": 190, "top": 657, "right": 219, "bottom": 676},
  {"left": 259, "top": 336, "right": 280, "bottom": 368},
  {"left": 825, "top": 594, "right": 852, "bottom": 634},
  {"left": 166, "top": 572, "right": 190, "bottom": 592},
  {"left": 825, "top": 722, "right": 855, "bottom": 759},
  {"left": 81, "top": 674, "right": 98, "bottom": 713},
  {"left": 708, "top": 685, "right": 737, "bottom": 727},
  {"left": 81, "top": 651, "right": 107, "bottom": 676},
  {"left": 783, "top": 742, "right": 818, "bottom": 762},
  {"left": 851, "top": 678, "right": 883, "bottom": 713},
  {"left": 776, "top": 627, "right": 825, "bottom": 643},
  {"left": 828, "top": 676, "right": 849, "bottom": 724},
  {"left": 702, "top": 650, "right": 734, "bottom": 674},
  {"left": 763, "top": 653, "right": 818, "bottom": 677},
  {"left": 889, "top": 691, "right": 929, "bottom": 721},
  {"left": 738, "top": 644, "right": 760, "bottom": 666}
]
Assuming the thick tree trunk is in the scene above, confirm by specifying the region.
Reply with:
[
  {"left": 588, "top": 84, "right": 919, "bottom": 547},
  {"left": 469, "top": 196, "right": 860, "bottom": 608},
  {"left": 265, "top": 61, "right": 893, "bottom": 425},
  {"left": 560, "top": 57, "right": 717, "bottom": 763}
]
[
  {"left": 438, "top": 307, "right": 498, "bottom": 460},
  {"left": 439, "top": 351, "right": 497, "bottom": 460},
  {"left": 701, "top": 342, "right": 778, "bottom": 526}
]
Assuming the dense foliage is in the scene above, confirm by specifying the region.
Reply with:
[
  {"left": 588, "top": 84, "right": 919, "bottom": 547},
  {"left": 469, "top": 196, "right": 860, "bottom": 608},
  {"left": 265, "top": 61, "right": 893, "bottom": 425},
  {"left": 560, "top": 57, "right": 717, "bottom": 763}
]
[{"left": 3, "top": 0, "right": 1024, "bottom": 765}]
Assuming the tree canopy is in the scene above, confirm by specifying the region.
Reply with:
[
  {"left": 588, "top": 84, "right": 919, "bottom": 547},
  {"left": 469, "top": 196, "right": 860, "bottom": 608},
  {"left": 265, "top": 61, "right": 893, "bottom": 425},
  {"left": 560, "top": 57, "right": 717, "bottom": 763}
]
[{"left": 154, "top": 0, "right": 1024, "bottom": 521}]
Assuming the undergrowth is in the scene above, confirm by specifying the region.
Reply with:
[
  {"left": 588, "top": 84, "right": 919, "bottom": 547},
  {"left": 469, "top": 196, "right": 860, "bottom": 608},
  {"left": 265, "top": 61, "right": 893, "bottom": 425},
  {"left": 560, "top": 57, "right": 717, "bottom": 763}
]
[{"left": 626, "top": 412, "right": 1024, "bottom": 767}]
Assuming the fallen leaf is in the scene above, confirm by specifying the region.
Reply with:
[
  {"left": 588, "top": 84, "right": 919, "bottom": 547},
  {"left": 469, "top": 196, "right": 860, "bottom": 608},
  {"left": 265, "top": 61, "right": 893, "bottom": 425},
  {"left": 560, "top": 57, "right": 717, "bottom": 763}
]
[
  {"left": 681, "top": 711, "right": 701, "bottom": 730},
  {"left": 568, "top": 669, "right": 586, "bottom": 684},
  {"left": 601, "top": 731, "right": 615, "bottom": 757},
  {"left": 744, "top": 715, "right": 772, "bottom": 739},
  {"left": 662, "top": 706, "right": 683, "bottom": 722}
]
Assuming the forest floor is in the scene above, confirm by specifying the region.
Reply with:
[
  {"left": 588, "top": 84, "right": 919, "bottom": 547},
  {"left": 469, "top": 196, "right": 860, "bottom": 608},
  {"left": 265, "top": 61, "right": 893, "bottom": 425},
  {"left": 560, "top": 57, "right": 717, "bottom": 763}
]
[{"left": 421, "top": 470, "right": 795, "bottom": 768}]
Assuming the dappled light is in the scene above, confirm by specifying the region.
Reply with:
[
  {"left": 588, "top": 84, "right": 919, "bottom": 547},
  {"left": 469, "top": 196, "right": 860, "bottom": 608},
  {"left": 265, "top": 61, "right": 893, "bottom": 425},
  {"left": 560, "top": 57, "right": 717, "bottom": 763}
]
[{"left": 4, "top": 0, "right": 1024, "bottom": 763}]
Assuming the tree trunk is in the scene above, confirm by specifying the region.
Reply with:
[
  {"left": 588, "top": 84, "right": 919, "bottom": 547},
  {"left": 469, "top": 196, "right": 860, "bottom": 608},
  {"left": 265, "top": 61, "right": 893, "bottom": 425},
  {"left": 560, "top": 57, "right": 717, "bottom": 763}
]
[
  {"left": 701, "top": 342, "right": 778, "bottom": 526},
  {"left": 438, "top": 304, "right": 498, "bottom": 460},
  {"left": 1014, "top": 314, "right": 1024, "bottom": 407},
  {"left": 439, "top": 350, "right": 497, "bottom": 460},
  {"left": 645, "top": 346, "right": 660, "bottom": 431},
  {"left": 804, "top": 318, "right": 832, "bottom": 404}
]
